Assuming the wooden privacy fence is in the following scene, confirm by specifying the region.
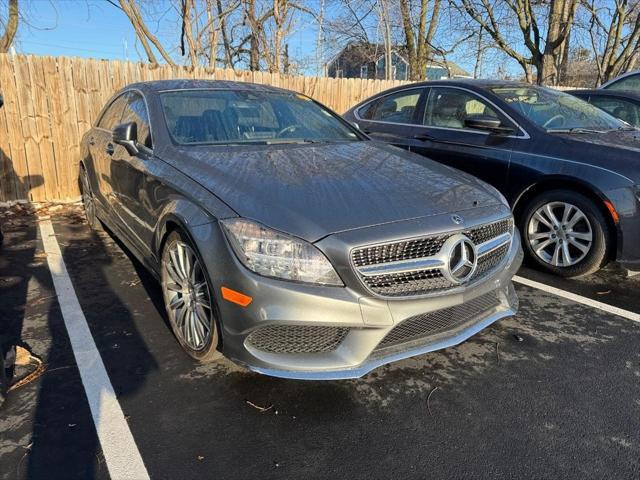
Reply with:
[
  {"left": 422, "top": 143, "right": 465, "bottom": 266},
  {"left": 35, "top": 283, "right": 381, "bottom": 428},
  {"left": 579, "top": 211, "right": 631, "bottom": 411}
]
[{"left": 0, "top": 54, "right": 410, "bottom": 202}]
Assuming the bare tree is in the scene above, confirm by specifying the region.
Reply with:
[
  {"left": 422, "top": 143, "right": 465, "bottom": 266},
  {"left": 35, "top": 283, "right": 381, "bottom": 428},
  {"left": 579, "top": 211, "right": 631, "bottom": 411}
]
[
  {"left": 376, "top": 0, "right": 394, "bottom": 79},
  {"left": 583, "top": 0, "right": 640, "bottom": 84},
  {"left": 399, "top": 0, "right": 441, "bottom": 80},
  {"left": 119, "top": 0, "right": 177, "bottom": 67},
  {"left": 458, "top": 0, "right": 579, "bottom": 84},
  {"left": 0, "top": 0, "right": 18, "bottom": 53}
]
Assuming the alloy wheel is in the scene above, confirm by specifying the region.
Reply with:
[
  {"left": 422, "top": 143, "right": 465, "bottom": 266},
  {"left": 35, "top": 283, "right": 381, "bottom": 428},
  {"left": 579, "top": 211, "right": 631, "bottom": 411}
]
[
  {"left": 527, "top": 201, "right": 593, "bottom": 267},
  {"left": 161, "top": 240, "right": 213, "bottom": 351}
]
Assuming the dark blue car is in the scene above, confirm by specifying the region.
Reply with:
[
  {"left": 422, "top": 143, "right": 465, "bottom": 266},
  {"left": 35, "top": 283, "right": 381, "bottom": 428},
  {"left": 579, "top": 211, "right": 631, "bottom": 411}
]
[{"left": 344, "top": 80, "right": 640, "bottom": 277}]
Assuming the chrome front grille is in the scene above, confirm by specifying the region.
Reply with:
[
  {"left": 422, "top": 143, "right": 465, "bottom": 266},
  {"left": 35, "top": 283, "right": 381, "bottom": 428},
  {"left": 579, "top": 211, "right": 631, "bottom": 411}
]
[
  {"left": 352, "top": 217, "right": 513, "bottom": 297},
  {"left": 375, "top": 290, "right": 503, "bottom": 350},
  {"left": 246, "top": 325, "right": 349, "bottom": 354},
  {"left": 352, "top": 236, "right": 447, "bottom": 267}
]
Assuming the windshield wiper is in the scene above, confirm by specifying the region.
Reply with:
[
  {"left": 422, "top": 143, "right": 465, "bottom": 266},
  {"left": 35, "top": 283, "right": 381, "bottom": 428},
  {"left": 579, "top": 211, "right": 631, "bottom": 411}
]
[
  {"left": 547, "top": 127, "right": 607, "bottom": 134},
  {"left": 265, "top": 138, "right": 319, "bottom": 145}
]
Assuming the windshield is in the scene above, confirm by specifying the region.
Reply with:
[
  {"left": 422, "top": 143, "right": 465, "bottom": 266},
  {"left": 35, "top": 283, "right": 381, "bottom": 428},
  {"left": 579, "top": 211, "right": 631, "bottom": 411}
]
[
  {"left": 160, "top": 89, "right": 359, "bottom": 145},
  {"left": 490, "top": 86, "right": 626, "bottom": 132}
]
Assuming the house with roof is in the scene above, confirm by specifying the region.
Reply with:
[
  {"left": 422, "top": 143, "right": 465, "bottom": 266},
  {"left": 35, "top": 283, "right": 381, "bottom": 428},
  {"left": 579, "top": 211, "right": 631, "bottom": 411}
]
[{"left": 325, "top": 42, "right": 472, "bottom": 81}]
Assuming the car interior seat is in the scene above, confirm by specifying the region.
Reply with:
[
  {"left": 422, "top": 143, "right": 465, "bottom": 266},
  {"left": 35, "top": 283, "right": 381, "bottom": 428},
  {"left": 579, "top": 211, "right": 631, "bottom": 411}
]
[{"left": 430, "top": 94, "right": 466, "bottom": 128}]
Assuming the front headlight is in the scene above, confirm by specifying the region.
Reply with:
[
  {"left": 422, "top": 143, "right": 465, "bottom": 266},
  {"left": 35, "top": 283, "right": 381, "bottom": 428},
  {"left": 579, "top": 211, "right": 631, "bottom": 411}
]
[{"left": 220, "top": 218, "right": 343, "bottom": 286}]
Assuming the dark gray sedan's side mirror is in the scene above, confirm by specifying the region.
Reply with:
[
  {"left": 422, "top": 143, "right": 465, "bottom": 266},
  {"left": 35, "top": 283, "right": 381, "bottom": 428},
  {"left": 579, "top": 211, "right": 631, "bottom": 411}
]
[
  {"left": 0, "top": 94, "right": 4, "bottom": 109},
  {"left": 465, "top": 115, "right": 514, "bottom": 135},
  {"left": 113, "top": 122, "right": 139, "bottom": 155}
]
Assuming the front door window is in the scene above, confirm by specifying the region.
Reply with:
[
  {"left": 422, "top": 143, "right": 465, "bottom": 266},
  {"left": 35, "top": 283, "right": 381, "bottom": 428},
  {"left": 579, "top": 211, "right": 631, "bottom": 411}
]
[{"left": 423, "top": 87, "right": 499, "bottom": 130}]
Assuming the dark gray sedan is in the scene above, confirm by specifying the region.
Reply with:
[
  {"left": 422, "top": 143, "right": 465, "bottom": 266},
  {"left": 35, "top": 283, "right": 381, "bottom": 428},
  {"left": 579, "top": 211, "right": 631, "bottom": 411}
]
[{"left": 79, "top": 80, "right": 522, "bottom": 379}]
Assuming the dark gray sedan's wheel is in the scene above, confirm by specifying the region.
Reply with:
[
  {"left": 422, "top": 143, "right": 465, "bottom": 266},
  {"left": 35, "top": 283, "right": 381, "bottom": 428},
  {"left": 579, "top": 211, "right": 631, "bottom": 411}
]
[
  {"left": 161, "top": 230, "right": 221, "bottom": 362},
  {"left": 80, "top": 167, "right": 102, "bottom": 231},
  {"left": 520, "top": 190, "right": 610, "bottom": 277}
]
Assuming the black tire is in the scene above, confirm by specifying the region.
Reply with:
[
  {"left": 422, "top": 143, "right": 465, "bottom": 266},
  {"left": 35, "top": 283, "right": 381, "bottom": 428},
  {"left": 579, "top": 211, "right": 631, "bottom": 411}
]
[
  {"left": 160, "top": 230, "right": 221, "bottom": 362},
  {"left": 79, "top": 166, "right": 104, "bottom": 232},
  {"left": 519, "top": 190, "right": 611, "bottom": 277}
]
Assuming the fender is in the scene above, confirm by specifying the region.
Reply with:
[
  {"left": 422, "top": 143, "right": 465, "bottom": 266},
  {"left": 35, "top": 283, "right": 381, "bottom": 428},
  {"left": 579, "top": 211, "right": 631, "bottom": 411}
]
[{"left": 152, "top": 198, "right": 237, "bottom": 267}]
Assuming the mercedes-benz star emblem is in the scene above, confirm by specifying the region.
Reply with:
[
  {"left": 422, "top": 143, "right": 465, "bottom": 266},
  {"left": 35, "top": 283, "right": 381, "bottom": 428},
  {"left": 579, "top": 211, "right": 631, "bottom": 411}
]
[
  {"left": 451, "top": 214, "right": 463, "bottom": 225},
  {"left": 443, "top": 235, "right": 477, "bottom": 284}
]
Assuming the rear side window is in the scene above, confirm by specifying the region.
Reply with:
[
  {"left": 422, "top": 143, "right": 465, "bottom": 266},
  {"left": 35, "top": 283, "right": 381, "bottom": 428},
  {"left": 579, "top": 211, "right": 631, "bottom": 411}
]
[
  {"left": 357, "top": 90, "right": 422, "bottom": 124},
  {"left": 97, "top": 94, "right": 127, "bottom": 130},
  {"left": 605, "top": 73, "right": 640, "bottom": 92},
  {"left": 121, "top": 92, "right": 153, "bottom": 148}
]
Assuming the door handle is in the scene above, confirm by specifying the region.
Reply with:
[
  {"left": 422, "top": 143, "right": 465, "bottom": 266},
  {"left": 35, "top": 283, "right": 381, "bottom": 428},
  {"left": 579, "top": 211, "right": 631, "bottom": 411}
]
[
  {"left": 88, "top": 137, "right": 96, "bottom": 146},
  {"left": 106, "top": 143, "right": 115, "bottom": 155},
  {"left": 412, "top": 134, "right": 434, "bottom": 142}
]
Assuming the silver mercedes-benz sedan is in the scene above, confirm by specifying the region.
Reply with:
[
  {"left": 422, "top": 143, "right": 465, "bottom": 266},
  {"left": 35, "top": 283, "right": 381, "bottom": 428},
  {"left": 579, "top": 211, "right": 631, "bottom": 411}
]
[{"left": 79, "top": 80, "right": 523, "bottom": 380}]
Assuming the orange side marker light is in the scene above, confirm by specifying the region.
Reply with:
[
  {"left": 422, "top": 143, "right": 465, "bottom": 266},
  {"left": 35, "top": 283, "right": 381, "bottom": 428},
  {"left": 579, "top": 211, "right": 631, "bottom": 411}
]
[
  {"left": 603, "top": 200, "right": 620, "bottom": 224},
  {"left": 221, "top": 287, "right": 253, "bottom": 307}
]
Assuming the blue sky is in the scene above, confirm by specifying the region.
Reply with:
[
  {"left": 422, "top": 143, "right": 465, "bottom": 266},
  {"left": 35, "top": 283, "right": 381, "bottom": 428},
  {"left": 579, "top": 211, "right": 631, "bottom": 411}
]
[
  {"left": 14, "top": 0, "right": 321, "bottom": 71},
  {"left": 16, "top": 1, "right": 142, "bottom": 60}
]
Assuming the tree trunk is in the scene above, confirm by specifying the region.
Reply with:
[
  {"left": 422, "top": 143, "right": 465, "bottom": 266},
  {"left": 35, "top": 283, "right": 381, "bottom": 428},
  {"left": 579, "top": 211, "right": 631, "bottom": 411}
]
[
  {"left": 246, "top": 0, "right": 261, "bottom": 71},
  {"left": 217, "top": 0, "right": 234, "bottom": 68},
  {"left": 182, "top": 0, "right": 199, "bottom": 69},
  {"left": 283, "top": 43, "right": 290, "bottom": 74},
  {"left": 379, "top": 0, "right": 393, "bottom": 80},
  {"left": 206, "top": 0, "right": 218, "bottom": 72},
  {"left": 539, "top": 0, "right": 578, "bottom": 85},
  {"left": 0, "top": 0, "right": 18, "bottom": 54}
]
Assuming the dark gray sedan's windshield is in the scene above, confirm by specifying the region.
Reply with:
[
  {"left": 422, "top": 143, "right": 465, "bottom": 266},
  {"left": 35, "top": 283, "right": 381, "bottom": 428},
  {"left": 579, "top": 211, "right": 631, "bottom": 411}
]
[
  {"left": 491, "top": 86, "right": 625, "bottom": 132},
  {"left": 160, "top": 89, "right": 359, "bottom": 145}
]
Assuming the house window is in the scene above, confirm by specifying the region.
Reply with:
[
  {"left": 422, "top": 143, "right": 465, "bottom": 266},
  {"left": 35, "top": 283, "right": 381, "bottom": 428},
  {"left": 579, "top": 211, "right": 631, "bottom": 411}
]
[
  {"left": 336, "top": 69, "right": 343, "bottom": 78},
  {"left": 360, "top": 65, "right": 368, "bottom": 78}
]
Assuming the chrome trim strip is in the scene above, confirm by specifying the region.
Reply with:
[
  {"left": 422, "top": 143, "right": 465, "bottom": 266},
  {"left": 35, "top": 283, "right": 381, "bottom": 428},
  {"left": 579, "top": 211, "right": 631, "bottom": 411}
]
[
  {"left": 477, "top": 232, "right": 511, "bottom": 256},
  {"left": 358, "top": 258, "right": 445, "bottom": 277}
]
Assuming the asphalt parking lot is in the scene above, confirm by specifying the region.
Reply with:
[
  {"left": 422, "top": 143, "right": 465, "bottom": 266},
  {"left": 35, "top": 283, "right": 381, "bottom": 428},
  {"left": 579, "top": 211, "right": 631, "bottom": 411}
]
[{"left": 1, "top": 205, "right": 639, "bottom": 480}]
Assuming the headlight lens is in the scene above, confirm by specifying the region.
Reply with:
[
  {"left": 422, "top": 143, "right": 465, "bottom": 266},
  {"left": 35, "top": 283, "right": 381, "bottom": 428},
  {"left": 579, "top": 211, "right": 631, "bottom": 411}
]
[{"left": 220, "top": 218, "right": 343, "bottom": 286}]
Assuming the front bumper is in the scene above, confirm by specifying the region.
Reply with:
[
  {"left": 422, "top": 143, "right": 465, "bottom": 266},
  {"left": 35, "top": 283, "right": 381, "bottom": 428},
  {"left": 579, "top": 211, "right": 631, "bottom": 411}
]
[{"left": 193, "top": 220, "right": 523, "bottom": 380}]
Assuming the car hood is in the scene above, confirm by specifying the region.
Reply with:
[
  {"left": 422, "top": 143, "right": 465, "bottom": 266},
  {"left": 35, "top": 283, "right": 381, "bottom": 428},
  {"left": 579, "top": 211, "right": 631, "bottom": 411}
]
[
  {"left": 554, "top": 129, "right": 640, "bottom": 153},
  {"left": 164, "top": 141, "right": 502, "bottom": 242}
]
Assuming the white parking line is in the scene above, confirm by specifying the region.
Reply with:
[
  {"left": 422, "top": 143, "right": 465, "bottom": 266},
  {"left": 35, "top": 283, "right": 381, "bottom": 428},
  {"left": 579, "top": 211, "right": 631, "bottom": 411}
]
[
  {"left": 513, "top": 275, "right": 640, "bottom": 324},
  {"left": 39, "top": 219, "right": 150, "bottom": 480}
]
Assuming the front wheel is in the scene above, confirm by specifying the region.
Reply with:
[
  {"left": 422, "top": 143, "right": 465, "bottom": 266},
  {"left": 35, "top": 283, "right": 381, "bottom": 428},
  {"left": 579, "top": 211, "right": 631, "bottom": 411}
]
[
  {"left": 519, "top": 190, "right": 611, "bottom": 277},
  {"left": 160, "top": 230, "right": 221, "bottom": 362}
]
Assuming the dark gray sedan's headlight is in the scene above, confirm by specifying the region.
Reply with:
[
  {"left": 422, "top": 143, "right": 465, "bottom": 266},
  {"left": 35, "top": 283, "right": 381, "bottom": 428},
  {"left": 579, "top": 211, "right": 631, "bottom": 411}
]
[{"left": 220, "top": 218, "right": 343, "bottom": 286}]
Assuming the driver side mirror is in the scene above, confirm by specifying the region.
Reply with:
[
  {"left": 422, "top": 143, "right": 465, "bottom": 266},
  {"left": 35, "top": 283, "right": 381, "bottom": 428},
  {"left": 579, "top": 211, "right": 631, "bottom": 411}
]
[
  {"left": 113, "top": 122, "right": 139, "bottom": 155},
  {"left": 464, "top": 115, "right": 515, "bottom": 135}
]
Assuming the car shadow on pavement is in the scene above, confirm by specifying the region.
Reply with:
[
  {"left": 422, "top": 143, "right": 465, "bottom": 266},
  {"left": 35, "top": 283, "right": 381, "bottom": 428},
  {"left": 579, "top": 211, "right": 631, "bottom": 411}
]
[{"left": 22, "top": 213, "right": 157, "bottom": 480}]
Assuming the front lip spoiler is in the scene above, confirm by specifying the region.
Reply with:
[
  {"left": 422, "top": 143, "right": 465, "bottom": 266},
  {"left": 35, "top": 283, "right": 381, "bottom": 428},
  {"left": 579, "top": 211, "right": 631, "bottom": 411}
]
[{"left": 243, "top": 306, "right": 516, "bottom": 381}]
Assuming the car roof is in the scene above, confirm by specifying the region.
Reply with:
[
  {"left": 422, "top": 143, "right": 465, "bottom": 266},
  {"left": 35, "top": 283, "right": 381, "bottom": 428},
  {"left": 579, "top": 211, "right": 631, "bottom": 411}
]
[
  {"left": 124, "top": 79, "right": 293, "bottom": 95},
  {"left": 600, "top": 70, "right": 640, "bottom": 89}
]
